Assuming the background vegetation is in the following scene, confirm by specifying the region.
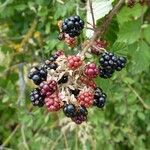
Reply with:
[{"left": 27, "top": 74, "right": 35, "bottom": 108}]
[{"left": 0, "top": 0, "right": 150, "bottom": 149}]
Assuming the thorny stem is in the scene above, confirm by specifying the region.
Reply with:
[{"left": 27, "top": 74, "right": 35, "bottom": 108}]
[{"left": 82, "top": 0, "right": 125, "bottom": 56}]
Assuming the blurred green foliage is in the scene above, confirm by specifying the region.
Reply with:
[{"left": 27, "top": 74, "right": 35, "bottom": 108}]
[{"left": 0, "top": 0, "right": 150, "bottom": 150}]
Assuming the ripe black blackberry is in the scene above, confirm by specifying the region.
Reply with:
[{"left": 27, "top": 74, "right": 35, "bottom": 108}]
[
  {"left": 28, "top": 67, "right": 47, "bottom": 85},
  {"left": 58, "top": 75, "right": 68, "bottom": 84},
  {"left": 30, "top": 88, "right": 45, "bottom": 107},
  {"left": 93, "top": 87, "right": 107, "bottom": 108},
  {"left": 115, "top": 56, "right": 127, "bottom": 71},
  {"left": 62, "top": 15, "right": 84, "bottom": 37},
  {"left": 63, "top": 104, "right": 76, "bottom": 117},
  {"left": 99, "top": 52, "right": 126, "bottom": 78},
  {"left": 99, "top": 52, "right": 117, "bottom": 69},
  {"left": 99, "top": 67, "right": 115, "bottom": 78}
]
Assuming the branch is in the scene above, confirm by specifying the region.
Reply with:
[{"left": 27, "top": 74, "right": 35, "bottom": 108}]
[
  {"left": 88, "top": 0, "right": 95, "bottom": 28},
  {"left": 98, "top": 0, "right": 125, "bottom": 36},
  {"left": 82, "top": 0, "right": 125, "bottom": 55}
]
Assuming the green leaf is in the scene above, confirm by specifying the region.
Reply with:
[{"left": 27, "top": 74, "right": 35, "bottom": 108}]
[
  {"left": 143, "top": 25, "right": 150, "bottom": 41},
  {"left": 117, "top": 4, "right": 147, "bottom": 25},
  {"left": 137, "top": 112, "right": 145, "bottom": 121},
  {"left": 117, "top": 20, "right": 141, "bottom": 44},
  {"left": 130, "top": 41, "right": 150, "bottom": 74},
  {"left": 104, "top": 17, "right": 119, "bottom": 45}
]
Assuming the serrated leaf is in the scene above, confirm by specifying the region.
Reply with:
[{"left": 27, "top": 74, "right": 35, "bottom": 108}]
[
  {"left": 130, "top": 41, "right": 150, "bottom": 74},
  {"left": 117, "top": 20, "right": 141, "bottom": 44},
  {"left": 86, "top": 0, "right": 113, "bottom": 38},
  {"left": 111, "top": 42, "right": 127, "bottom": 54}
]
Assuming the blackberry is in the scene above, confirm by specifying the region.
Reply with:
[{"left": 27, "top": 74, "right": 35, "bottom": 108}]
[
  {"left": 99, "top": 67, "right": 115, "bottom": 79},
  {"left": 84, "top": 63, "right": 99, "bottom": 78},
  {"left": 78, "top": 106, "right": 88, "bottom": 116},
  {"left": 67, "top": 55, "right": 82, "bottom": 70},
  {"left": 115, "top": 56, "right": 127, "bottom": 71},
  {"left": 71, "top": 106, "right": 88, "bottom": 124},
  {"left": 70, "top": 89, "right": 80, "bottom": 97},
  {"left": 28, "top": 67, "right": 47, "bottom": 85},
  {"left": 58, "top": 75, "right": 68, "bottom": 84},
  {"left": 45, "top": 62, "right": 58, "bottom": 70},
  {"left": 93, "top": 87, "right": 107, "bottom": 108},
  {"left": 62, "top": 15, "right": 84, "bottom": 37},
  {"left": 77, "top": 91, "right": 94, "bottom": 108},
  {"left": 99, "top": 52, "right": 117, "bottom": 69},
  {"left": 30, "top": 88, "right": 45, "bottom": 107},
  {"left": 40, "top": 80, "right": 57, "bottom": 96},
  {"left": 45, "top": 93, "right": 61, "bottom": 111},
  {"left": 63, "top": 104, "right": 76, "bottom": 117},
  {"left": 99, "top": 52, "right": 126, "bottom": 78}
]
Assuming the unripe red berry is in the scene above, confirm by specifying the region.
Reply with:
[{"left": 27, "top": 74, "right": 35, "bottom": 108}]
[
  {"left": 77, "top": 91, "right": 94, "bottom": 108},
  {"left": 40, "top": 80, "right": 57, "bottom": 96},
  {"left": 80, "top": 76, "right": 96, "bottom": 89},
  {"left": 67, "top": 55, "right": 82, "bottom": 70},
  {"left": 44, "top": 93, "right": 61, "bottom": 111},
  {"left": 84, "top": 63, "right": 98, "bottom": 78}
]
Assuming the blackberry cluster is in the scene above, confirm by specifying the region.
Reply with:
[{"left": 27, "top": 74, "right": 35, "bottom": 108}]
[
  {"left": 93, "top": 87, "right": 107, "bottom": 108},
  {"left": 30, "top": 88, "right": 45, "bottom": 107},
  {"left": 63, "top": 104, "right": 88, "bottom": 124},
  {"left": 28, "top": 67, "right": 47, "bottom": 85},
  {"left": 99, "top": 52, "right": 126, "bottom": 78},
  {"left": 62, "top": 16, "right": 84, "bottom": 37},
  {"left": 28, "top": 15, "right": 127, "bottom": 125}
]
